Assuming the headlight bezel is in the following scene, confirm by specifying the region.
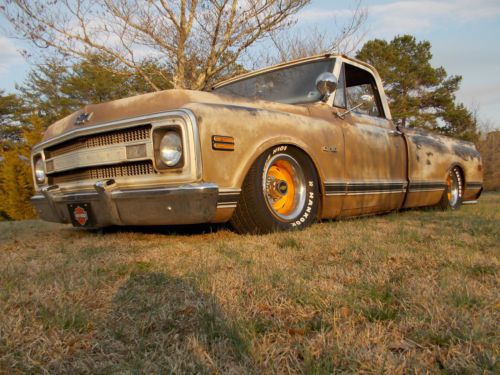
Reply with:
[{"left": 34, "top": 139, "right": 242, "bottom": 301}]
[
  {"left": 153, "top": 126, "right": 184, "bottom": 170},
  {"left": 33, "top": 155, "right": 46, "bottom": 184}
]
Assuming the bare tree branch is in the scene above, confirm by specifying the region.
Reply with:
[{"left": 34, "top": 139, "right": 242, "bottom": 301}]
[
  {"left": 1, "top": 0, "right": 313, "bottom": 91},
  {"left": 260, "top": 0, "right": 368, "bottom": 66}
]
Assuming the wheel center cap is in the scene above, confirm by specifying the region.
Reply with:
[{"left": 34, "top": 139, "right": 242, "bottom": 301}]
[{"left": 277, "top": 180, "right": 288, "bottom": 195}]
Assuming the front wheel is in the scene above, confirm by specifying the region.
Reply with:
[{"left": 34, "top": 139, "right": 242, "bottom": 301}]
[
  {"left": 230, "top": 146, "right": 320, "bottom": 234},
  {"left": 438, "top": 166, "right": 463, "bottom": 210}
]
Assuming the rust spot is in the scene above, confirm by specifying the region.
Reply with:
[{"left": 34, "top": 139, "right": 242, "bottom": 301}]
[
  {"left": 426, "top": 160, "right": 431, "bottom": 165},
  {"left": 426, "top": 152, "right": 433, "bottom": 157}
]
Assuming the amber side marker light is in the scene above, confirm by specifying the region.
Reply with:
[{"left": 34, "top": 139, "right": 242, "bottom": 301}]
[{"left": 212, "top": 135, "right": 235, "bottom": 151}]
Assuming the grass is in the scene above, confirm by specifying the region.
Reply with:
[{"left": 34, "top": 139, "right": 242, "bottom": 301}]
[{"left": 0, "top": 193, "right": 499, "bottom": 374}]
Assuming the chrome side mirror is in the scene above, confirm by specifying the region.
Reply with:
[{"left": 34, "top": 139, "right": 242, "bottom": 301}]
[{"left": 315, "top": 72, "right": 338, "bottom": 101}]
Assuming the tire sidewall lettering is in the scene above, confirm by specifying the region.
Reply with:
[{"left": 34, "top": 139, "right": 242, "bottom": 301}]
[
  {"left": 290, "top": 182, "right": 315, "bottom": 227},
  {"left": 272, "top": 145, "right": 288, "bottom": 155}
]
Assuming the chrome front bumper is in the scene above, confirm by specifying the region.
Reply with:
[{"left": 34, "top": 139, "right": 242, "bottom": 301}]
[{"left": 31, "top": 180, "right": 219, "bottom": 227}]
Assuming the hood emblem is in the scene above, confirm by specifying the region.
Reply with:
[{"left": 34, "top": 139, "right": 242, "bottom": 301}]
[{"left": 74, "top": 112, "right": 93, "bottom": 125}]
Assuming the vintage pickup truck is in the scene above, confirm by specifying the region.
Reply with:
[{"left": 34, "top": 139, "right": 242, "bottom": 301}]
[{"left": 30, "top": 55, "right": 483, "bottom": 233}]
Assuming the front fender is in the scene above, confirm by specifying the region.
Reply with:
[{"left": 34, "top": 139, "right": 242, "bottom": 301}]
[{"left": 184, "top": 102, "right": 343, "bottom": 193}]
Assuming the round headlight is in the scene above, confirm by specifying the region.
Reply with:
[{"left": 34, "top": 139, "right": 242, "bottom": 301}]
[
  {"left": 159, "top": 131, "right": 182, "bottom": 167},
  {"left": 35, "top": 158, "right": 46, "bottom": 183}
]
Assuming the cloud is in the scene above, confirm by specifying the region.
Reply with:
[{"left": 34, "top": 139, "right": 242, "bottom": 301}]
[
  {"left": 298, "top": 0, "right": 500, "bottom": 36},
  {"left": 0, "top": 36, "right": 22, "bottom": 73},
  {"left": 368, "top": 0, "right": 500, "bottom": 36},
  {"left": 298, "top": 7, "right": 360, "bottom": 21}
]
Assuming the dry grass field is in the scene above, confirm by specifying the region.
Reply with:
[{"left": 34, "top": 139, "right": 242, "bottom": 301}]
[{"left": 1, "top": 193, "right": 498, "bottom": 374}]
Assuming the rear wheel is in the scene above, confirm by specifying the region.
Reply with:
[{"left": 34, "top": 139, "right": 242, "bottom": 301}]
[
  {"left": 230, "top": 146, "right": 320, "bottom": 234},
  {"left": 438, "top": 166, "right": 463, "bottom": 210}
]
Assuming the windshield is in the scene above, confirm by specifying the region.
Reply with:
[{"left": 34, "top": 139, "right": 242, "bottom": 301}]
[{"left": 214, "top": 59, "right": 336, "bottom": 104}]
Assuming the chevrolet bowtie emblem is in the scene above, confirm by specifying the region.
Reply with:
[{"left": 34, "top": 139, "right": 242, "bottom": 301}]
[{"left": 74, "top": 112, "right": 93, "bottom": 125}]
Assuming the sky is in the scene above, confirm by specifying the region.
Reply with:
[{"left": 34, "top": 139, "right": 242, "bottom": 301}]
[{"left": 0, "top": 0, "right": 499, "bottom": 130}]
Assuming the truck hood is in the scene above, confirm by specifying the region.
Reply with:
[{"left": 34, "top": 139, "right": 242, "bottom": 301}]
[{"left": 42, "top": 89, "right": 311, "bottom": 142}]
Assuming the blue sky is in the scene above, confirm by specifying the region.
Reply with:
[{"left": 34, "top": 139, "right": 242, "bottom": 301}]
[{"left": 1, "top": 0, "right": 499, "bottom": 129}]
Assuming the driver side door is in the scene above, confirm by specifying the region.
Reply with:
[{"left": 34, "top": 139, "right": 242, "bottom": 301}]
[{"left": 334, "top": 61, "right": 407, "bottom": 216}]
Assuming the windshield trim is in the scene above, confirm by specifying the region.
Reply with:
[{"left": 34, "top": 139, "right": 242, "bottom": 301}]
[
  {"left": 213, "top": 58, "right": 336, "bottom": 105},
  {"left": 212, "top": 54, "right": 336, "bottom": 90}
]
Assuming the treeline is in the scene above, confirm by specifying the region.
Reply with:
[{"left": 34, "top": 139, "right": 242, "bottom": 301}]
[
  {"left": 0, "top": 55, "right": 172, "bottom": 220},
  {"left": 0, "top": 35, "right": 481, "bottom": 220}
]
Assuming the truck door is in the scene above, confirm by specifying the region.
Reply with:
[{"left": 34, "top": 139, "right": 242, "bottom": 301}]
[{"left": 334, "top": 62, "right": 407, "bottom": 215}]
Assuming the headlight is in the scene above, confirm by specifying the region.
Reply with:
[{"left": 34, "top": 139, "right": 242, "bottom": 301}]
[
  {"left": 159, "top": 131, "right": 182, "bottom": 167},
  {"left": 34, "top": 158, "right": 46, "bottom": 183}
]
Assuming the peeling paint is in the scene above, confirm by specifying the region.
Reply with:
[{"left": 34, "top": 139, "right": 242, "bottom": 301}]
[
  {"left": 452, "top": 144, "right": 481, "bottom": 161},
  {"left": 410, "top": 134, "right": 447, "bottom": 153}
]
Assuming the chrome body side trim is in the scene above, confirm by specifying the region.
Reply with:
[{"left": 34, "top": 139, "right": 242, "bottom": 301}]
[
  {"left": 217, "top": 188, "right": 241, "bottom": 208},
  {"left": 324, "top": 181, "right": 408, "bottom": 196}
]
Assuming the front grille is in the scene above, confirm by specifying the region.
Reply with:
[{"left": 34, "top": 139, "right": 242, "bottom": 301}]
[
  {"left": 46, "top": 125, "right": 151, "bottom": 158},
  {"left": 49, "top": 161, "right": 155, "bottom": 184}
]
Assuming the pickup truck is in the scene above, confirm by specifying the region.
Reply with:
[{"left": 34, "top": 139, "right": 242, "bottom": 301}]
[{"left": 30, "top": 54, "right": 483, "bottom": 233}]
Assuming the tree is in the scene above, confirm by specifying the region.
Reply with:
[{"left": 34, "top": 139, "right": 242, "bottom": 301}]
[
  {"left": 356, "top": 35, "right": 478, "bottom": 141},
  {"left": 17, "top": 60, "right": 75, "bottom": 128},
  {"left": 0, "top": 114, "right": 44, "bottom": 221},
  {"left": 266, "top": 1, "right": 367, "bottom": 64},
  {"left": 1, "top": 54, "right": 162, "bottom": 220},
  {"left": 0, "top": 90, "right": 24, "bottom": 146},
  {"left": 2, "top": 0, "right": 311, "bottom": 91},
  {"left": 0, "top": 147, "right": 35, "bottom": 220},
  {"left": 17, "top": 54, "right": 172, "bottom": 127}
]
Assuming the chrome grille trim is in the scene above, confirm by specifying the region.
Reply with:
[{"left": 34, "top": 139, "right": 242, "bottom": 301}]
[
  {"left": 33, "top": 110, "right": 202, "bottom": 189},
  {"left": 46, "top": 125, "right": 151, "bottom": 158},
  {"left": 49, "top": 161, "right": 155, "bottom": 184}
]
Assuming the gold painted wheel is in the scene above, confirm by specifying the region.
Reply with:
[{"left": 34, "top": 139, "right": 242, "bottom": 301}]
[{"left": 263, "top": 154, "right": 306, "bottom": 221}]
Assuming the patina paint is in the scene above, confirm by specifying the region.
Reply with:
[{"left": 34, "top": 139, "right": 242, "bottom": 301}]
[{"left": 31, "top": 54, "right": 483, "bottom": 226}]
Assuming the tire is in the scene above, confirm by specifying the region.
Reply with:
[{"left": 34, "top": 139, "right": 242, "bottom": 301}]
[
  {"left": 230, "top": 145, "right": 320, "bottom": 234},
  {"left": 438, "top": 166, "right": 463, "bottom": 210}
]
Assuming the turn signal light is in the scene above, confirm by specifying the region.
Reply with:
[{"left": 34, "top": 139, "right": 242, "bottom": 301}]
[{"left": 212, "top": 135, "right": 235, "bottom": 151}]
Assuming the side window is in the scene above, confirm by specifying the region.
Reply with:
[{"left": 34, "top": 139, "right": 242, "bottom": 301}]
[{"left": 344, "top": 63, "right": 383, "bottom": 117}]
